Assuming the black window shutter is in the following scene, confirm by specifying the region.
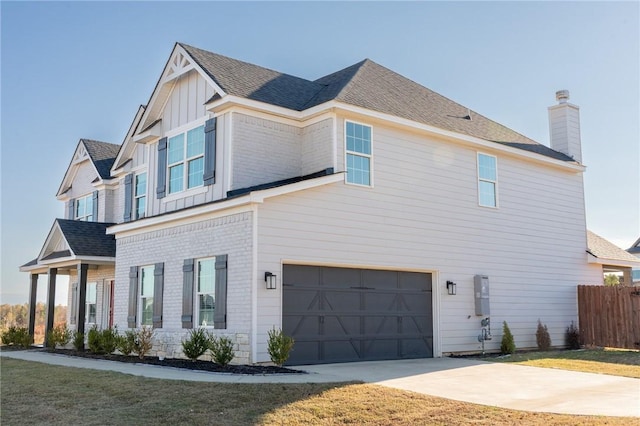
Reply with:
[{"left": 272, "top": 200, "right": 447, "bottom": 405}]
[
  {"left": 182, "top": 259, "right": 195, "bottom": 329},
  {"left": 123, "top": 173, "right": 133, "bottom": 222},
  {"left": 92, "top": 191, "right": 98, "bottom": 221},
  {"left": 152, "top": 263, "right": 164, "bottom": 328},
  {"left": 203, "top": 117, "right": 217, "bottom": 186},
  {"left": 156, "top": 137, "right": 168, "bottom": 199},
  {"left": 214, "top": 254, "right": 228, "bottom": 329},
  {"left": 68, "top": 199, "right": 75, "bottom": 220},
  {"left": 127, "top": 266, "right": 138, "bottom": 328},
  {"left": 70, "top": 283, "right": 78, "bottom": 325}
]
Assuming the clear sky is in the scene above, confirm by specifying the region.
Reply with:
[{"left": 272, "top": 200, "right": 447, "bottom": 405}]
[{"left": 1, "top": 1, "right": 638, "bottom": 305}]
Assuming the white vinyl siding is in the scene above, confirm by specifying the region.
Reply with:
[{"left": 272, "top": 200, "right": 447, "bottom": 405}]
[
  {"left": 345, "top": 121, "right": 372, "bottom": 186},
  {"left": 478, "top": 153, "right": 498, "bottom": 207},
  {"left": 196, "top": 258, "right": 216, "bottom": 327},
  {"left": 139, "top": 265, "right": 155, "bottom": 326},
  {"left": 75, "top": 194, "right": 94, "bottom": 221}
]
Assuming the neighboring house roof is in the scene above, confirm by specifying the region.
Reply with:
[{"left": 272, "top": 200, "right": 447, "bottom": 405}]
[
  {"left": 627, "top": 236, "right": 640, "bottom": 255},
  {"left": 82, "top": 139, "right": 121, "bottom": 179},
  {"left": 56, "top": 219, "right": 116, "bottom": 258},
  {"left": 587, "top": 231, "right": 640, "bottom": 264},
  {"left": 180, "top": 43, "right": 572, "bottom": 162}
]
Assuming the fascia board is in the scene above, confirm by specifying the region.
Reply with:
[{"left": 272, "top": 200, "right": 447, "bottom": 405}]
[{"left": 37, "top": 221, "right": 75, "bottom": 261}]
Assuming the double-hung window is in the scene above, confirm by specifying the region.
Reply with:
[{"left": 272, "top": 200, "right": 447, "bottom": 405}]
[
  {"left": 168, "top": 126, "right": 205, "bottom": 194},
  {"left": 135, "top": 172, "right": 147, "bottom": 219},
  {"left": 86, "top": 282, "right": 97, "bottom": 324},
  {"left": 478, "top": 153, "right": 498, "bottom": 207},
  {"left": 345, "top": 121, "right": 372, "bottom": 186},
  {"left": 75, "top": 194, "right": 94, "bottom": 221},
  {"left": 196, "top": 258, "right": 216, "bottom": 327},
  {"left": 139, "top": 265, "right": 155, "bottom": 326}
]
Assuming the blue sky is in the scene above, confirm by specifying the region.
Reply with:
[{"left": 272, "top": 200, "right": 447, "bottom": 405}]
[{"left": 1, "top": 1, "right": 638, "bottom": 305}]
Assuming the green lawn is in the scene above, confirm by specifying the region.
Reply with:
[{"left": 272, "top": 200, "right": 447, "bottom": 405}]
[
  {"left": 489, "top": 348, "right": 640, "bottom": 378},
  {"left": 1, "top": 358, "right": 633, "bottom": 425}
]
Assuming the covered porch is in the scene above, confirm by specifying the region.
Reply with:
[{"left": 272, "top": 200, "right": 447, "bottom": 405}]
[
  {"left": 19, "top": 219, "right": 116, "bottom": 346},
  {"left": 586, "top": 230, "right": 640, "bottom": 286}
]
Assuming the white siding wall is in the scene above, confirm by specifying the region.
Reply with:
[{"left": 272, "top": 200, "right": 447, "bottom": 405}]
[
  {"left": 113, "top": 211, "right": 253, "bottom": 363},
  {"left": 231, "top": 113, "right": 302, "bottom": 190},
  {"left": 65, "top": 161, "right": 100, "bottom": 220},
  {"left": 162, "top": 71, "right": 214, "bottom": 131},
  {"left": 301, "top": 118, "right": 334, "bottom": 175},
  {"left": 255, "top": 118, "right": 602, "bottom": 360},
  {"left": 66, "top": 266, "right": 115, "bottom": 331}
]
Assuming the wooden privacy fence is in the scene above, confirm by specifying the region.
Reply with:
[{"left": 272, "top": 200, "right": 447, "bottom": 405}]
[{"left": 577, "top": 285, "right": 640, "bottom": 350}]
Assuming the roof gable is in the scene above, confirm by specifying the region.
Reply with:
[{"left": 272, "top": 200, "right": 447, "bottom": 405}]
[{"left": 57, "top": 139, "right": 120, "bottom": 197}]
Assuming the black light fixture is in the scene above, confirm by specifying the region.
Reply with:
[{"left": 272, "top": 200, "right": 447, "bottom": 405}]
[
  {"left": 265, "top": 272, "right": 277, "bottom": 290},
  {"left": 446, "top": 280, "right": 457, "bottom": 295}
]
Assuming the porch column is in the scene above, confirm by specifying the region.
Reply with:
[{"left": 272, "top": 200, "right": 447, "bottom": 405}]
[
  {"left": 622, "top": 268, "right": 632, "bottom": 286},
  {"left": 76, "top": 264, "right": 88, "bottom": 338},
  {"left": 44, "top": 268, "right": 57, "bottom": 347},
  {"left": 27, "top": 274, "right": 38, "bottom": 339}
]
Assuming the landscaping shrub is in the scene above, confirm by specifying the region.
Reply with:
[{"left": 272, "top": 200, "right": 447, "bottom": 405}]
[
  {"left": 209, "top": 335, "right": 235, "bottom": 366},
  {"left": 87, "top": 326, "right": 119, "bottom": 354},
  {"left": 182, "top": 328, "right": 210, "bottom": 361},
  {"left": 132, "top": 327, "right": 154, "bottom": 359},
  {"left": 87, "top": 326, "right": 102, "bottom": 353},
  {"left": 500, "top": 321, "right": 516, "bottom": 355},
  {"left": 566, "top": 321, "right": 581, "bottom": 350},
  {"left": 46, "top": 324, "right": 71, "bottom": 349},
  {"left": 117, "top": 330, "right": 137, "bottom": 356},
  {"left": 267, "top": 327, "right": 294, "bottom": 366},
  {"left": 1, "top": 326, "right": 32, "bottom": 348},
  {"left": 72, "top": 331, "right": 85, "bottom": 351},
  {"left": 535, "top": 319, "right": 552, "bottom": 351}
]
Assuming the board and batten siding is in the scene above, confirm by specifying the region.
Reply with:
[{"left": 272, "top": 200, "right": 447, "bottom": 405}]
[
  {"left": 113, "top": 211, "right": 254, "bottom": 362},
  {"left": 162, "top": 70, "right": 215, "bottom": 132},
  {"left": 255, "top": 119, "right": 602, "bottom": 360}
]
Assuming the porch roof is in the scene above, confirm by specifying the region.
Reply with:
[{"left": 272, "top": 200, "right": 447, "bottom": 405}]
[{"left": 587, "top": 230, "right": 640, "bottom": 268}]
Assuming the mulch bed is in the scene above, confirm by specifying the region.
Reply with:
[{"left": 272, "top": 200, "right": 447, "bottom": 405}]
[{"left": 43, "top": 348, "right": 303, "bottom": 375}]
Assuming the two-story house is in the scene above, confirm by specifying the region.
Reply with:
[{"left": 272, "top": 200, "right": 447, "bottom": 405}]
[{"left": 22, "top": 43, "right": 609, "bottom": 364}]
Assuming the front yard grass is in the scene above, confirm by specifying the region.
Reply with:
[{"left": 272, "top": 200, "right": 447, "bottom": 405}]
[
  {"left": 1, "top": 358, "right": 633, "bottom": 425},
  {"left": 490, "top": 348, "right": 640, "bottom": 378}
]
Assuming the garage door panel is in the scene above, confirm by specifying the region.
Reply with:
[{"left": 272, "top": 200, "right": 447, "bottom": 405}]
[
  {"left": 285, "top": 265, "right": 321, "bottom": 287},
  {"left": 364, "top": 316, "right": 397, "bottom": 335},
  {"left": 401, "top": 315, "right": 431, "bottom": 335},
  {"left": 324, "top": 315, "right": 360, "bottom": 338},
  {"left": 402, "top": 338, "right": 433, "bottom": 357},
  {"left": 289, "top": 342, "right": 320, "bottom": 364},
  {"left": 321, "top": 266, "right": 361, "bottom": 287},
  {"left": 365, "top": 338, "right": 399, "bottom": 359},
  {"left": 364, "top": 292, "right": 398, "bottom": 312},
  {"left": 324, "top": 340, "right": 361, "bottom": 361},
  {"left": 324, "top": 290, "right": 360, "bottom": 312},
  {"left": 362, "top": 269, "right": 399, "bottom": 289},
  {"left": 400, "top": 271, "right": 432, "bottom": 290},
  {"left": 283, "top": 289, "right": 320, "bottom": 311}
]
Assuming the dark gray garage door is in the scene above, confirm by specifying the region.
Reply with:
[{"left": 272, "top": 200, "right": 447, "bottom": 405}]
[{"left": 283, "top": 265, "right": 433, "bottom": 365}]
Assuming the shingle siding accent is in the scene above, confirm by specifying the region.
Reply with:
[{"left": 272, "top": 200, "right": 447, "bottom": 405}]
[
  {"left": 231, "top": 113, "right": 301, "bottom": 190},
  {"left": 113, "top": 211, "right": 253, "bottom": 363}
]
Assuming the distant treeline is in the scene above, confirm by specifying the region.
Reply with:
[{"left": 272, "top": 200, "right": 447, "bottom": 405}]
[{"left": 1, "top": 303, "right": 67, "bottom": 344}]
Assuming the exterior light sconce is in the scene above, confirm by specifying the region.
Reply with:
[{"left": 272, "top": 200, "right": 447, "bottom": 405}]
[
  {"left": 446, "top": 280, "right": 457, "bottom": 295},
  {"left": 265, "top": 272, "right": 277, "bottom": 290}
]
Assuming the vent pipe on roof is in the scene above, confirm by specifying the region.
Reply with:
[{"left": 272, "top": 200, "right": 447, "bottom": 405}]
[{"left": 548, "top": 89, "right": 582, "bottom": 163}]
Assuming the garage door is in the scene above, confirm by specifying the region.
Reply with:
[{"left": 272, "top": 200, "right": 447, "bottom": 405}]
[{"left": 283, "top": 265, "right": 433, "bottom": 365}]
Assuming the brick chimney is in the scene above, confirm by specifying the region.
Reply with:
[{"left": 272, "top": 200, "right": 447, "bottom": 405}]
[{"left": 548, "top": 90, "right": 582, "bottom": 163}]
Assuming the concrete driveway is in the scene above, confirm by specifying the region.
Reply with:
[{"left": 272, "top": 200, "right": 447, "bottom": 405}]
[
  {"left": 3, "top": 351, "right": 638, "bottom": 417},
  {"left": 301, "top": 357, "right": 640, "bottom": 417}
]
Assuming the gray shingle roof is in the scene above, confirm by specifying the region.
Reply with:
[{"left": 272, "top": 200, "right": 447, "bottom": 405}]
[
  {"left": 587, "top": 231, "right": 640, "bottom": 263},
  {"left": 179, "top": 43, "right": 572, "bottom": 162},
  {"left": 628, "top": 237, "right": 640, "bottom": 254},
  {"left": 56, "top": 219, "right": 116, "bottom": 258},
  {"left": 82, "top": 139, "right": 120, "bottom": 179}
]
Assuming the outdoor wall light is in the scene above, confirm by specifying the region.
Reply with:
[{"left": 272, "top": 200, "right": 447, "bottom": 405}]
[
  {"left": 446, "top": 280, "right": 457, "bottom": 295},
  {"left": 265, "top": 272, "right": 277, "bottom": 290}
]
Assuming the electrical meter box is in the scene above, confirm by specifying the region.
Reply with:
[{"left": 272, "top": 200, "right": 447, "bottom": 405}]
[{"left": 474, "top": 275, "right": 490, "bottom": 316}]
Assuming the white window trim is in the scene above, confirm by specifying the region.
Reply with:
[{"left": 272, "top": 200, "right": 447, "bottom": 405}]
[
  {"left": 75, "top": 193, "right": 94, "bottom": 221},
  {"left": 134, "top": 172, "right": 148, "bottom": 220},
  {"left": 195, "top": 257, "right": 216, "bottom": 328},
  {"left": 344, "top": 119, "right": 374, "bottom": 188},
  {"left": 165, "top": 117, "right": 208, "bottom": 196},
  {"left": 86, "top": 282, "right": 97, "bottom": 325},
  {"left": 139, "top": 265, "right": 155, "bottom": 327},
  {"left": 477, "top": 152, "right": 498, "bottom": 208}
]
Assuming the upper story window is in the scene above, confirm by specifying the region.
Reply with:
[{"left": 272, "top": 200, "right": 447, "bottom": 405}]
[
  {"left": 196, "top": 258, "right": 216, "bottom": 327},
  {"left": 135, "top": 172, "right": 147, "bottom": 219},
  {"left": 345, "top": 121, "right": 372, "bottom": 186},
  {"left": 139, "top": 265, "right": 155, "bottom": 326},
  {"left": 86, "top": 282, "right": 97, "bottom": 324},
  {"left": 75, "top": 194, "right": 94, "bottom": 221},
  {"left": 478, "top": 153, "right": 498, "bottom": 207},
  {"left": 168, "top": 125, "right": 205, "bottom": 194}
]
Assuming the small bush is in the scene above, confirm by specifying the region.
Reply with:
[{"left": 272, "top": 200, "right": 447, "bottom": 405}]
[
  {"left": 182, "top": 328, "right": 210, "bottom": 361},
  {"left": 2, "top": 326, "right": 32, "bottom": 347},
  {"left": 566, "top": 321, "right": 581, "bottom": 350},
  {"left": 72, "top": 331, "right": 85, "bottom": 351},
  {"left": 46, "top": 325, "right": 71, "bottom": 349},
  {"left": 267, "top": 327, "right": 294, "bottom": 366},
  {"left": 209, "top": 335, "right": 235, "bottom": 366},
  {"left": 535, "top": 319, "right": 552, "bottom": 351},
  {"left": 87, "top": 326, "right": 119, "bottom": 354},
  {"left": 117, "top": 330, "right": 137, "bottom": 356},
  {"left": 132, "top": 327, "right": 154, "bottom": 359},
  {"left": 87, "top": 326, "right": 102, "bottom": 353},
  {"left": 500, "top": 321, "right": 516, "bottom": 355},
  {"left": 1, "top": 326, "right": 18, "bottom": 345}
]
